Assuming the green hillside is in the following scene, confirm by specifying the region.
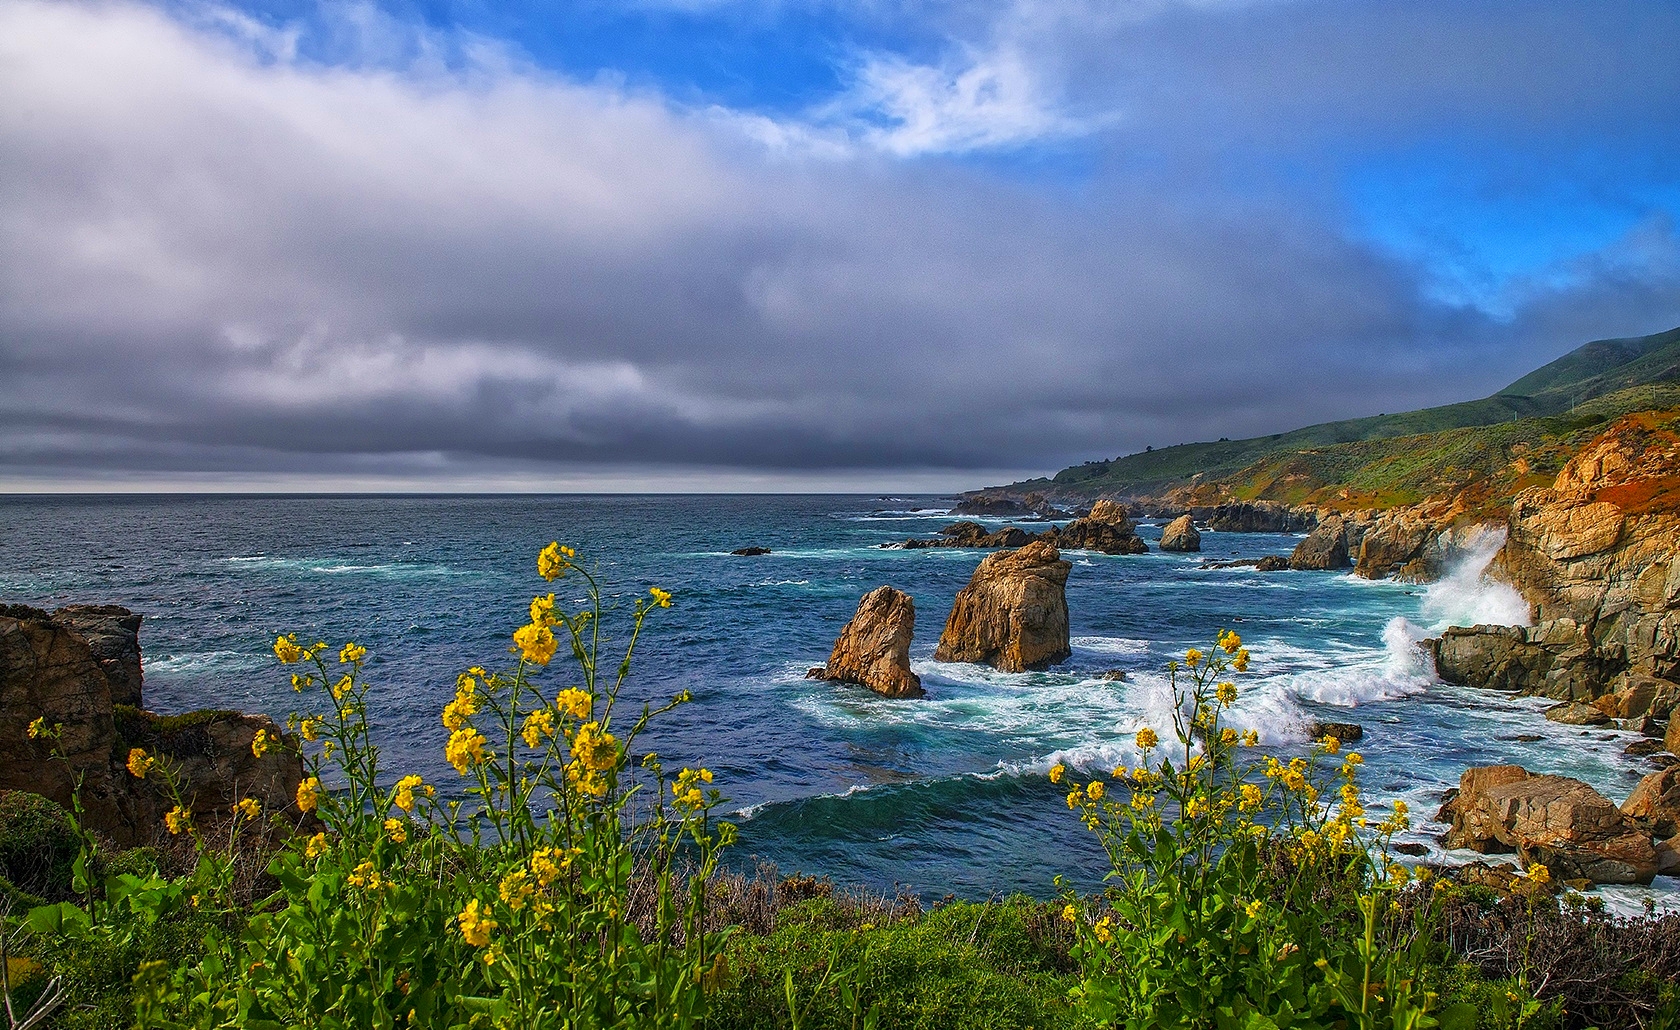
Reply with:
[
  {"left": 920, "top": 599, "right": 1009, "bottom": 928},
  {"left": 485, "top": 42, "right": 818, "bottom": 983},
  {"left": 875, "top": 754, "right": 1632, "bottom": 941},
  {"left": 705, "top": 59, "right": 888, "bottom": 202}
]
[{"left": 1005, "top": 325, "right": 1680, "bottom": 499}]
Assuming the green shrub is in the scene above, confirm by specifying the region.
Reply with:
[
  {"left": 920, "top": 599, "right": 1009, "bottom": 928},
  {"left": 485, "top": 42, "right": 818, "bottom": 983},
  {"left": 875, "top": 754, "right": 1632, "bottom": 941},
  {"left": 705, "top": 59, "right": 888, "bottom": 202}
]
[{"left": 0, "top": 791, "right": 80, "bottom": 901}]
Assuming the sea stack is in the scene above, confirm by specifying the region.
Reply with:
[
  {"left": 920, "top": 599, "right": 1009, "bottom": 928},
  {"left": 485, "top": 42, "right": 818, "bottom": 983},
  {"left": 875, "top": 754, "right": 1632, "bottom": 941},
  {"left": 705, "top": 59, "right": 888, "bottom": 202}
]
[
  {"left": 935, "top": 540, "right": 1071, "bottom": 672},
  {"left": 1158, "top": 514, "right": 1200, "bottom": 552},
  {"left": 811, "top": 586, "right": 923, "bottom": 698},
  {"left": 1055, "top": 500, "right": 1148, "bottom": 555}
]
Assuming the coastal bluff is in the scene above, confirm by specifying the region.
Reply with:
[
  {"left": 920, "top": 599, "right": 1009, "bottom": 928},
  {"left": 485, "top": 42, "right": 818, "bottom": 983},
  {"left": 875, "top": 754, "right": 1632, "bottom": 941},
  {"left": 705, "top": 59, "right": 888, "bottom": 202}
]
[
  {"left": 935, "top": 540, "right": 1071, "bottom": 672},
  {"left": 1, "top": 603, "right": 304, "bottom": 846}
]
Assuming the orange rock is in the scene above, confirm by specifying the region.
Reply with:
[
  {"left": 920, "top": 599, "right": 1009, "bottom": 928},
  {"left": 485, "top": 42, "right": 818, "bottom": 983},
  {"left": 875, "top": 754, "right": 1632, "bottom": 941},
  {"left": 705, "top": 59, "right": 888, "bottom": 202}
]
[
  {"left": 815, "top": 587, "right": 923, "bottom": 698},
  {"left": 935, "top": 540, "right": 1071, "bottom": 672}
]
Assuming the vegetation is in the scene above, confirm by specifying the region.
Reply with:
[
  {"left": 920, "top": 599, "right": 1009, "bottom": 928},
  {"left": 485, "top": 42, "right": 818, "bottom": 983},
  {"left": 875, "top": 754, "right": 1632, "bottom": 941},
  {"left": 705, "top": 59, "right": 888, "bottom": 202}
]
[
  {"left": 999, "top": 325, "right": 1680, "bottom": 502},
  {"left": 4, "top": 550, "right": 1678, "bottom": 1028}
]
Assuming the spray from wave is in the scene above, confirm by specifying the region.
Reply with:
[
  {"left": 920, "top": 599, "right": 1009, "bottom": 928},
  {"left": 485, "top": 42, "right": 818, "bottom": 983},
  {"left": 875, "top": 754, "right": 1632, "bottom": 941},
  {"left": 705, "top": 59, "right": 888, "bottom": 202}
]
[{"left": 1418, "top": 528, "right": 1530, "bottom": 630}]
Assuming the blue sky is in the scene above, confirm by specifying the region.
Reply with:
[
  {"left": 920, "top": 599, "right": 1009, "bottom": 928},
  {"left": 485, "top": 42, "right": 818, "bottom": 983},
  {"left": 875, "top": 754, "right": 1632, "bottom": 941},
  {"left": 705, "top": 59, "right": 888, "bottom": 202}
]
[{"left": 2, "top": 0, "right": 1678, "bottom": 489}]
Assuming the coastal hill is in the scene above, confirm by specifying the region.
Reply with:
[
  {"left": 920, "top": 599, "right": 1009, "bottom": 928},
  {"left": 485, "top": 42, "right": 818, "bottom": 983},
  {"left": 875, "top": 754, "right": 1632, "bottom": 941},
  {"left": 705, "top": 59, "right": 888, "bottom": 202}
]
[{"left": 987, "top": 325, "right": 1680, "bottom": 508}]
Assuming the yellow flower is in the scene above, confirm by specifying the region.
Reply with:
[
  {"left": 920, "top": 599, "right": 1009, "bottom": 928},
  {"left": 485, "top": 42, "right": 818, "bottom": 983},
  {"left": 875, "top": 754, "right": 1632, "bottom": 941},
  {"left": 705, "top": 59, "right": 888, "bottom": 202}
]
[
  {"left": 1526, "top": 862, "right": 1551, "bottom": 886},
  {"left": 1061, "top": 903, "right": 1078, "bottom": 923},
  {"left": 1240, "top": 729, "right": 1259, "bottom": 747},
  {"left": 521, "top": 708, "right": 556, "bottom": 748},
  {"left": 554, "top": 688, "right": 592, "bottom": 720},
  {"left": 1244, "top": 898, "right": 1263, "bottom": 919},
  {"left": 446, "top": 728, "right": 488, "bottom": 774},
  {"left": 1344, "top": 751, "right": 1363, "bottom": 767},
  {"left": 1086, "top": 780, "right": 1105, "bottom": 801},
  {"left": 296, "top": 776, "right": 321, "bottom": 813},
  {"left": 1219, "top": 630, "right": 1242, "bottom": 654},
  {"left": 26, "top": 717, "right": 51, "bottom": 740},
  {"left": 127, "top": 747, "right": 154, "bottom": 779},
  {"left": 441, "top": 696, "right": 477, "bottom": 732},
  {"left": 304, "top": 832, "right": 329, "bottom": 859},
  {"left": 457, "top": 899, "right": 496, "bottom": 947},
  {"left": 384, "top": 818, "right": 407, "bottom": 844},
  {"left": 529, "top": 593, "right": 557, "bottom": 626},
  {"left": 1048, "top": 763, "right": 1066, "bottom": 785},
  {"left": 348, "top": 860, "right": 384, "bottom": 891},
  {"left": 393, "top": 774, "right": 424, "bottom": 812},
  {"left": 1319, "top": 735, "right": 1341, "bottom": 755},
  {"left": 1135, "top": 726, "right": 1159, "bottom": 750},
  {"left": 1093, "top": 916, "right": 1113, "bottom": 944},
  {"left": 299, "top": 716, "right": 323, "bottom": 742},
  {"left": 338, "top": 642, "right": 367, "bottom": 664},
  {"left": 330, "top": 675, "right": 353, "bottom": 701},
  {"left": 570, "top": 722, "right": 619, "bottom": 773},
  {"left": 251, "top": 728, "right": 276, "bottom": 758},
  {"left": 1185, "top": 648, "right": 1203, "bottom": 669},
  {"left": 537, "top": 542, "right": 574, "bottom": 581},
  {"left": 498, "top": 868, "right": 533, "bottom": 910},
  {"left": 1216, "top": 681, "right": 1237, "bottom": 706},
  {"left": 1239, "top": 783, "right": 1263, "bottom": 812},
  {"left": 513, "top": 622, "right": 558, "bottom": 665},
  {"left": 1065, "top": 789, "right": 1080, "bottom": 809},
  {"left": 672, "top": 767, "right": 713, "bottom": 810},
  {"left": 290, "top": 673, "right": 313, "bottom": 692},
  {"left": 1219, "top": 727, "right": 1238, "bottom": 745},
  {"left": 1232, "top": 648, "right": 1250, "bottom": 672},
  {"left": 649, "top": 587, "right": 673, "bottom": 608},
  {"left": 234, "top": 797, "right": 261, "bottom": 820},
  {"left": 164, "top": 805, "right": 191, "bottom": 835},
  {"left": 274, "top": 634, "right": 304, "bottom": 663}
]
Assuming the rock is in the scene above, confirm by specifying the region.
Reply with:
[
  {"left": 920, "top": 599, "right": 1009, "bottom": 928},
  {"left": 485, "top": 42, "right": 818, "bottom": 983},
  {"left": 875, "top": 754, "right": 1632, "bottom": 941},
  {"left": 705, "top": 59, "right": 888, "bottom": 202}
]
[
  {"left": 1290, "top": 515, "right": 1352, "bottom": 571},
  {"left": 1392, "top": 842, "right": 1429, "bottom": 857},
  {"left": 951, "top": 491, "right": 1064, "bottom": 520},
  {"left": 1440, "top": 765, "right": 1657, "bottom": 884},
  {"left": 1309, "top": 721, "right": 1364, "bottom": 744},
  {"left": 1668, "top": 715, "right": 1680, "bottom": 757},
  {"left": 1056, "top": 500, "right": 1149, "bottom": 555},
  {"left": 1620, "top": 766, "right": 1680, "bottom": 838},
  {"left": 1595, "top": 673, "right": 1680, "bottom": 722},
  {"left": 1428, "top": 625, "right": 1555, "bottom": 695},
  {"left": 1254, "top": 556, "right": 1290, "bottom": 572},
  {"left": 1201, "top": 556, "right": 1291, "bottom": 571},
  {"left": 1657, "top": 837, "right": 1680, "bottom": 877},
  {"left": 1158, "top": 514, "right": 1200, "bottom": 552},
  {"left": 805, "top": 666, "right": 827, "bottom": 679},
  {"left": 52, "top": 605, "right": 143, "bottom": 707},
  {"left": 1355, "top": 508, "right": 1437, "bottom": 580},
  {"left": 1, "top": 604, "right": 303, "bottom": 846},
  {"left": 1449, "top": 860, "right": 1520, "bottom": 892},
  {"left": 1544, "top": 701, "right": 1611, "bottom": 726},
  {"left": 899, "top": 522, "right": 1041, "bottom": 550},
  {"left": 1100, "top": 669, "right": 1128, "bottom": 682},
  {"left": 935, "top": 540, "right": 1072, "bottom": 672},
  {"left": 814, "top": 587, "right": 923, "bottom": 699},
  {"left": 731, "top": 547, "right": 771, "bottom": 556},
  {"left": 1207, "top": 501, "right": 1317, "bottom": 533},
  {"left": 1626, "top": 738, "right": 1666, "bottom": 756}
]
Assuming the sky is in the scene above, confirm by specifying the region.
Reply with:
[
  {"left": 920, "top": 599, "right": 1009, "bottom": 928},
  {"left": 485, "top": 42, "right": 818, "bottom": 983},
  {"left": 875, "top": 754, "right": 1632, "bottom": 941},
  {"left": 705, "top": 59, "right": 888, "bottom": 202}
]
[{"left": 2, "top": 0, "right": 1678, "bottom": 492}]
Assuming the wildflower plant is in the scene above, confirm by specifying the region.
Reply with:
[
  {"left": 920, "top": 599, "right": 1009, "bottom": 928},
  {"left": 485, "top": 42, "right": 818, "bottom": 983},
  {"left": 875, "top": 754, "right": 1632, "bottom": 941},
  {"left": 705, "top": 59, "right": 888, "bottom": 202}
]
[
  {"left": 1055, "top": 631, "right": 1473, "bottom": 1030},
  {"left": 125, "top": 544, "right": 729, "bottom": 1029}
]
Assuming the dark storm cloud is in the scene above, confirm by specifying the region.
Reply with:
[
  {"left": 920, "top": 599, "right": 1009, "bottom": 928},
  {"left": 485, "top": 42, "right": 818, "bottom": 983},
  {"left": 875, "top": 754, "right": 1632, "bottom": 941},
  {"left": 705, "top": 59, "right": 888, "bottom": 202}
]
[{"left": 1, "top": 0, "right": 1677, "bottom": 489}]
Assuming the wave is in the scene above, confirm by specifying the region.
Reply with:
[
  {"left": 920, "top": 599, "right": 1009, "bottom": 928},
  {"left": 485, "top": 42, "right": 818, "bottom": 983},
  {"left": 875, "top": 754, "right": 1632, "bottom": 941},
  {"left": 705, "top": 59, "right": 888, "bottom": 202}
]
[
  {"left": 145, "top": 650, "right": 271, "bottom": 677},
  {"left": 1418, "top": 530, "right": 1530, "bottom": 630},
  {"left": 222, "top": 556, "right": 463, "bottom": 578}
]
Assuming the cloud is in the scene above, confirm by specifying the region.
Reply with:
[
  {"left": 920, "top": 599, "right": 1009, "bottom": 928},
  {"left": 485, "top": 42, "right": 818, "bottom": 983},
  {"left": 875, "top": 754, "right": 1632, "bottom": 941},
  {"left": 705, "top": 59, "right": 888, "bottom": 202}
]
[{"left": 0, "top": 0, "right": 1677, "bottom": 491}]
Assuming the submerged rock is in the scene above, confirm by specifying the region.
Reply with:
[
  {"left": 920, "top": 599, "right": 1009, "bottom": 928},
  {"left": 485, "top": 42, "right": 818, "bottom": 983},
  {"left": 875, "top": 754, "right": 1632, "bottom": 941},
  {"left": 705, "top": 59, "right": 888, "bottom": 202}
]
[
  {"left": 812, "top": 587, "right": 923, "bottom": 699},
  {"left": 935, "top": 540, "right": 1072, "bottom": 672},
  {"left": 1158, "top": 514, "right": 1200, "bottom": 553},
  {"left": 1308, "top": 721, "right": 1364, "bottom": 744},
  {"left": 731, "top": 546, "right": 771, "bottom": 556},
  {"left": 1439, "top": 764, "right": 1657, "bottom": 885}
]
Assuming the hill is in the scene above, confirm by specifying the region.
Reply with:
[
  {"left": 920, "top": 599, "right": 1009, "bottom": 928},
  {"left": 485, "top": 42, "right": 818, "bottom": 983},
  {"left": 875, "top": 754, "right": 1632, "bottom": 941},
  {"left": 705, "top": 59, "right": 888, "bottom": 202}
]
[{"left": 993, "top": 325, "right": 1680, "bottom": 503}]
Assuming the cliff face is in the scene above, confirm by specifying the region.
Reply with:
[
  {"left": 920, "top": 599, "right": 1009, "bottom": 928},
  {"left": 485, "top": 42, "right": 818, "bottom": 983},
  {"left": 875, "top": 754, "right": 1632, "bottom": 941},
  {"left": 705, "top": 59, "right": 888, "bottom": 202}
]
[
  {"left": 1495, "top": 413, "right": 1680, "bottom": 687},
  {"left": 1, "top": 604, "right": 304, "bottom": 846}
]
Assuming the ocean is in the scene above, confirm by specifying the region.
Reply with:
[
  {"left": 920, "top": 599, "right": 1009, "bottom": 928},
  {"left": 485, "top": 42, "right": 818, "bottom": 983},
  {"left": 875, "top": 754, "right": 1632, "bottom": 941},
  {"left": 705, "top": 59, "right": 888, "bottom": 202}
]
[{"left": 3, "top": 494, "right": 1672, "bottom": 911}]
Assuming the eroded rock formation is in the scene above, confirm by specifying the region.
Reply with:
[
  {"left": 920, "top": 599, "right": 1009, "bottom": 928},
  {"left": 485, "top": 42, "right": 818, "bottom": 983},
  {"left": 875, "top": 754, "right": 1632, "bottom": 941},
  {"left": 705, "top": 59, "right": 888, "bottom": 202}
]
[
  {"left": 1055, "top": 500, "right": 1149, "bottom": 555},
  {"left": 1207, "top": 501, "right": 1317, "bottom": 533},
  {"left": 810, "top": 587, "right": 923, "bottom": 698},
  {"left": 1158, "top": 514, "right": 1200, "bottom": 552},
  {"left": 1439, "top": 764, "right": 1658, "bottom": 885},
  {"left": 1, "top": 604, "right": 303, "bottom": 846},
  {"left": 935, "top": 540, "right": 1071, "bottom": 672}
]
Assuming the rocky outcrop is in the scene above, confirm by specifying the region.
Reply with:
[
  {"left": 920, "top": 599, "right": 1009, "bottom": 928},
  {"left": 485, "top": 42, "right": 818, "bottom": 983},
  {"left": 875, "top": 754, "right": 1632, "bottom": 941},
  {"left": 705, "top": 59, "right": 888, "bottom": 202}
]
[
  {"left": 1289, "top": 514, "right": 1374, "bottom": 571},
  {"left": 1544, "top": 701, "right": 1610, "bottom": 725},
  {"left": 897, "top": 522, "right": 1039, "bottom": 550},
  {"left": 1158, "top": 514, "right": 1200, "bottom": 552},
  {"left": 731, "top": 547, "right": 771, "bottom": 556},
  {"left": 1353, "top": 508, "right": 1440, "bottom": 581},
  {"left": 1308, "top": 721, "right": 1364, "bottom": 744},
  {"left": 1207, "top": 501, "right": 1317, "bottom": 533},
  {"left": 1, "top": 604, "right": 303, "bottom": 846},
  {"left": 1055, "top": 500, "right": 1149, "bottom": 555},
  {"left": 1621, "top": 767, "right": 1680, "bottom": 839},
  {"left": 952, "top": 491, "right": 1063, "bottom": 520},
  {"left": 1439, "top": 765, "right": 1658, "bottom": 885},
  {"left": 935, "top": 540, "right": 1072, "bottom": 672},
  {"left": 810, "top": 587, "right": 923, "bottom": 698},
  {"left": 1201, "top": 556, "right": 1291, "bottom": 572}
]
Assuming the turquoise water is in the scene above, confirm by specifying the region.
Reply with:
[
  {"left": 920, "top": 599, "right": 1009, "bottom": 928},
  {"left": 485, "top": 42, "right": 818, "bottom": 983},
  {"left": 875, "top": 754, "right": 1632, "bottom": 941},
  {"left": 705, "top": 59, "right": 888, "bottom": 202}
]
[{"left": 2, "top": 495, "right": 1671, "bottom": 908}]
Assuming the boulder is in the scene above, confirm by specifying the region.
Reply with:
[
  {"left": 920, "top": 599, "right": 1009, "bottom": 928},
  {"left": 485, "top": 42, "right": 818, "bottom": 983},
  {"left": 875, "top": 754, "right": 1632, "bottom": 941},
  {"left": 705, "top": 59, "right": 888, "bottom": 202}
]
[
  {"left": 1620, "top": 766, "right": 1680, "bottom": 838},
  {"left": 1158, "top": 514, "right": 1201, "bottom": 553},
  {"left": 1254, "top": 556, "right": 1290, "bottom": 572},
  {"left": 1308, "top": 721, "right": 1364, "bottom": 744},
  {"left": 813, "top": 587, "right": 923, "bottom": 699},
  {"left": 1440, "top": 765, "right": 1657, "bottom": 885},
  {"left": 1593, "top": 673, "right": 1680, "bottom": 722},
  {"left": 1290, "top": 516, "right": 1351, "bottom": 571},
  {"left": 1429, "top": 625, "right": 1554, "bottom": 694},
  {"left": 1, "top": 604, "right": 303, "bottom": 846},
  {"left": 1056, "top": 500, "right": 1149, "bottom": 555},
  {"left": 1657, "top": 837, "right": 1680, "bottom": 878},
  {"left": 1669, "top": 715, "right": 1680, "bottom": 757},
  {"left": 935, "top": 540, "right": 1072, "bottom": 672},
  {"left": 1544, "top": 701, "right": 1611, "bottom": 726},
  {"left": 1355, "top": 509, "right": 1436, "bottom": 580}
]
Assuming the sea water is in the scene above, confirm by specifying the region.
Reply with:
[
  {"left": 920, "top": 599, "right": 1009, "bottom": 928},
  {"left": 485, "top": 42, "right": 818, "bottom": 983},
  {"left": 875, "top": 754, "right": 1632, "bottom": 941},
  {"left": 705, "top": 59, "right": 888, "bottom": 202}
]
[{"left": 2, "top": 495, "right": 1672, "bottom": 911}]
